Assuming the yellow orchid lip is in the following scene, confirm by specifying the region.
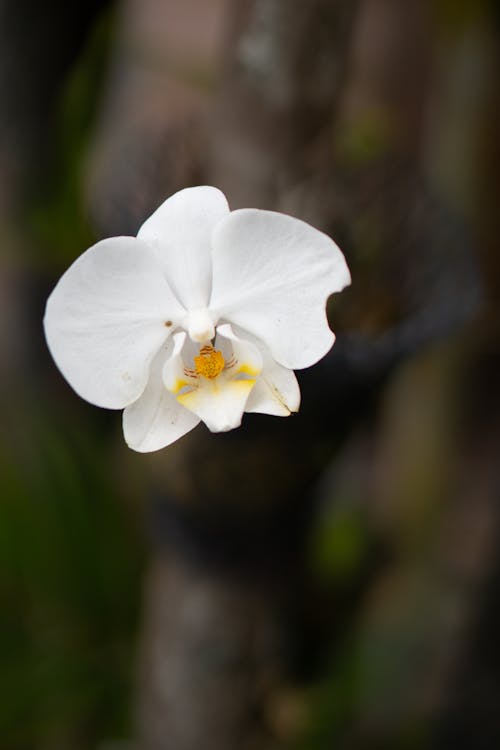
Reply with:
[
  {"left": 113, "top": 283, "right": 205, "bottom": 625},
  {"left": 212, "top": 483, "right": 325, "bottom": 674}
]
[
  {"left": 163, "top": 332, "right": 263, "bottom": 433},
  {"left": 235, "top": 362, "right": 260, "bottom": 378},
  {"left": 168, "top": 338, "right": 259, "bottom": 398}
]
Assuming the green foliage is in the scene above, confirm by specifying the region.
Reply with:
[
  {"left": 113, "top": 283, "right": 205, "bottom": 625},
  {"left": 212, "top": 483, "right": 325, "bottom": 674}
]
[
  {"left": 0, "top": 393, "right": 144, "bottom": 749},
  {"left": 310, "top": 504, "right": 368, "bottom": 584},
  {"left": 431, "top": 0, "right": 492, "bottom": 35},
  {"left": 335, "top": 109, "right": 393, "bottom": 167},
  {"left": 297, "top": 648, "right": 359, "bottom": 750}
]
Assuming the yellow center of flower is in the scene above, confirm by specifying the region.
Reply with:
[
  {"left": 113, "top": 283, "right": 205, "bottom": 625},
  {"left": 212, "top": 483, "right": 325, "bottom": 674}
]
[{"left": 194, "top": 345, "right": 225, "bottom": 379}]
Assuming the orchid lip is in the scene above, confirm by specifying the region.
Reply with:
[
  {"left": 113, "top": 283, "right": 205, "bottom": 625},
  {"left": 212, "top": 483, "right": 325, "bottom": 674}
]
[{"left": 162, "top": 327, "right": 264, "bottom": 433}]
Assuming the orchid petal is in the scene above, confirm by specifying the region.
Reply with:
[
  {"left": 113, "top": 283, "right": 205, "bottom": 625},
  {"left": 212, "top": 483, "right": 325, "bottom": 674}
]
[
  {"left": 138, "top": 186, "right": 230, "bottom": 310},
  {"left": 162, "top": 331, "right": 198, "bottom": 395},
  {"left": 44, "top": 236, "right": 185, "bottom": 409},
  {"left": 210, "top": 209, "right": 351, "bottom": 369},
  {"left": 245, "top": 353, "right": 300, "bottom": 417},
  {"left": 123, "top": 343, "right": 200, "bottom": 453},
  {"left": 176, "top": 379, "right": 255, "bottom": 433},
  {"left": 216, "top": 323, "right": 263, "bottom": 379}
]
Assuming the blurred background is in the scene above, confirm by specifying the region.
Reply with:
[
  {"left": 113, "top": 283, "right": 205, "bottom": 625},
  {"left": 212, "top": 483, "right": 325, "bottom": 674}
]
[{"left": 0, "top": 1, "right": 499, "bottom": 748}]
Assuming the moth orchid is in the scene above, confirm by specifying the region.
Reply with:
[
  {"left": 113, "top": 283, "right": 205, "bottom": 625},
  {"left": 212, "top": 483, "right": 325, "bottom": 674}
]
[{"left": 44, "top": 186, "right": 350, "bottom": 452}]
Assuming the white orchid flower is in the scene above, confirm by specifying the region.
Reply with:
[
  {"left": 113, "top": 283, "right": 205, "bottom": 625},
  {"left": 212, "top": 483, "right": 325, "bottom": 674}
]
[{"left": 44, "top": 186, "right": 350, "bottom": 452}]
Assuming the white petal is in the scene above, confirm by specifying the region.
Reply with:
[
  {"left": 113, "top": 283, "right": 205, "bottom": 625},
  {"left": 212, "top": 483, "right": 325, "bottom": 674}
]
[
  {"left": 162, "top": 331, "right": 198, "bottom": 394},
  {"left": 245, "top": 352, "right": 301, "bottom": 417},
  {"left": 176, "top": 379, "right": 255, "bottom": 433},
  {"left": 216, "top": 323, "right": 263, "bottom": 378},
  {"left": 229, "top": 326, "right": 300, "bottom": 417},
  {"left": 138, "top": 186, "right": 230, "bottom": 310},
  {"left": 210, "top": 209, "right": 351, "bottom": 369},
  {"left": 44, "top": 236, "right": 185, "bottom": 409},
  {"left": 123, "top": 344, "right": 200, "bottom": 453}
]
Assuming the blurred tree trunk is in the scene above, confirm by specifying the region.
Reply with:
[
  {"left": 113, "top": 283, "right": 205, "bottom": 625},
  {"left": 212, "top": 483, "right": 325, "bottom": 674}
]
[
  {"left": 47, "top": 0, "right": 483, "bottom": 748},
  {"left": 130, "top": 2, "right": 470, "bottom": 749},
  {"left": 132, "top": 2, "right": 362, "bottom": 749}
]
